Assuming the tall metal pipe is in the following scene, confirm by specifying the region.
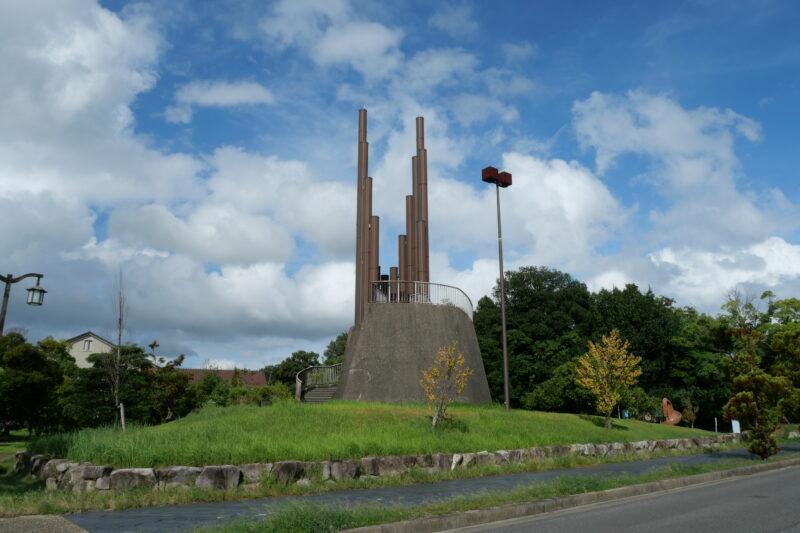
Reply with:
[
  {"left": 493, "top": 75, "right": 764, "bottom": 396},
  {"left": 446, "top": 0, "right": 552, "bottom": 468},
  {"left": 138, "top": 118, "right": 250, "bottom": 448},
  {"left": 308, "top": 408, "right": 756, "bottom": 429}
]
[
  {"left": 362, "top": 177, "right": 374, "bottom": 317},
  {"left": 414, "top": 117, "right": 429, "bottom": 283},
  {"left": 369, "top": 215, "right": 380, "bottom": 286},
  {"left": 405, "top": 194, "right": 415, "bottom": 282},
  {"left": 354, "top": 109, "right": 368, "bottom": 325}
]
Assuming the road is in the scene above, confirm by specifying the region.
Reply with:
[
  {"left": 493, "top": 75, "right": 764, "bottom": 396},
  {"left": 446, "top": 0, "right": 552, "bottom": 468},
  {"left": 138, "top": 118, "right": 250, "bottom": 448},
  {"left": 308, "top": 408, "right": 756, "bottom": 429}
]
[{"left": 443, "top": 465, "right": 800, "bottom": 533}]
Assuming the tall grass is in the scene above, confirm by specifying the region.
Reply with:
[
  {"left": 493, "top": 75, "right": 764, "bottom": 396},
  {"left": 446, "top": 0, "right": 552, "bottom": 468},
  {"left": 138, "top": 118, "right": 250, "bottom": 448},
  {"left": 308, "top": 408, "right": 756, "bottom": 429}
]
[{"left": 29, "top": 401, "right": 711, "bottom": 468}]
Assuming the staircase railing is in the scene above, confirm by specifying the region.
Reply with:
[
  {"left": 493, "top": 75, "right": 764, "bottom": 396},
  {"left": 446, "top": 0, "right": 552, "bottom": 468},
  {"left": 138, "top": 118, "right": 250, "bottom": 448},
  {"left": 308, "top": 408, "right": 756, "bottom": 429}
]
[
  {"left": 369, "top": 280, "right": 474, "bottom": 320},
  {"left": 295, "top": 363, "right": 342, "bottom": 401}
]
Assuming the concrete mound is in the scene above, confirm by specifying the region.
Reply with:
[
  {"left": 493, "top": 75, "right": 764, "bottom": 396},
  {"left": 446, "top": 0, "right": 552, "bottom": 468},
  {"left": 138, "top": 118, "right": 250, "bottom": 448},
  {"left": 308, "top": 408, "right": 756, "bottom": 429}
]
[{"left": 335, "top": 303, "right": 492, "bottom": 404}]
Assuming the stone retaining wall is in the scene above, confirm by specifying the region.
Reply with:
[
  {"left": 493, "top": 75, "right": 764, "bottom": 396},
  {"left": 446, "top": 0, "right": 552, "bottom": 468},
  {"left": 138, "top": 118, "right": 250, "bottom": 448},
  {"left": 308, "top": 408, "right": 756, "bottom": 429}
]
[{"left": 14, "top": 434, "right": 743, "bottom": 493}]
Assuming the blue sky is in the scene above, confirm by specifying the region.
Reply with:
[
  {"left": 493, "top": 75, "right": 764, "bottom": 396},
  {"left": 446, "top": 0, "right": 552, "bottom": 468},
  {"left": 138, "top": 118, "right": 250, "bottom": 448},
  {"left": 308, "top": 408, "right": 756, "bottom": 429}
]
[{"left": 1, "top": 0, "right": 798, "bottom": 369}]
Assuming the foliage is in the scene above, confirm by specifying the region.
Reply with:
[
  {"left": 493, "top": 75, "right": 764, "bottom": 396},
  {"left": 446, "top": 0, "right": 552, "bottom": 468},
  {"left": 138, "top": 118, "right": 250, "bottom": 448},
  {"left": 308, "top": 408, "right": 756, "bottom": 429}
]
[
  {"left": 322, "top": 332, "right": 348, "bottom": 365},
  {"left": 575, "top": 329, "right": 642, "bottom": 429},
  {"left": 0, "top": 333, "right": 64, "bottom": 435},
  {"left": 419, "top": 342, "right": 473, "bottom": 429},
  {"left": 264, "top": 351, "right": 320, "bottom": 387},
  {"left": 722, "top": 330, "right": 793, "bottom": 459}
]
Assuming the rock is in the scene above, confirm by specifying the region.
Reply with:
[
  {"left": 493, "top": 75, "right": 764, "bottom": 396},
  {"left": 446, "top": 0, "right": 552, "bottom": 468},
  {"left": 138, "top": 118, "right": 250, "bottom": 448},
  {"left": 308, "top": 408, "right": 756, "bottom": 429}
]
[
  {"left": 58, "top": 464, "right": 91, "bottom": 490},
  {"left": 109, "top": 468, "right": 157, "bottom": 490},
  {"left": 525, "top": 447, "right": 545, "bottom": 460},
  {"left": 507, "top": 449, "right": 522, "bottom": 463},
  {"left": 95, "top": 476, "right": 111, "bottom": 490},
  {"left": 39, "top": 459, "right": 67, "bottom": 480},
  {"left": 450, "top": 454, "right": 463, "bottom": 470},
  {"left": 570, "top": 444, "right": 590, "bottom": 457},
  {"left": 550, "top": 445, "right": 571, "bottom": 458},
  {"left": 631, "top": 441, "right": 650, "bottom": 453},
  {"left": 14, "top": 452, "right": 31, "bottom": 474},
  {"left": 788, "top": 431, "right": 800, "bottom": 439},
  {"left": 56, "top": 462, "right": 78, "bottom": 474},
  {"left": 360, "top": 457, "right": 378, "bottom": 477},
  {"left": 319, "top": 461, "right": 331, "bottom": 481},
  {"left": 622, "top": 442, "right": 635, "bottom": 455},
  {"left": 376, "top": 455, "right": 407, "bottom": 477},
  {"left": 431, "top": 453, "right": 452, "bottom": 471},
  {"left": 157, "top": 466, "right": 202, "bottom": 489},
  {"left": 240, "top": 463, "right": 272, "bottom": 484},
  {"left": 241, "top": 482, "right": 259, "bottom": 491},
  {"left": 329, "top": 460, "right": 360, "bottom": 481},
  {"left": 196, "top": 466, "right": 242, "bottom": 490},
  {"left": 608, "top": 442, "right": 625, "bottom": 457},
  {"left": 460, "top": 453, "right": 477, "bottom": 468},
  {"left": 296, "top": 478, "right": 311, "bottom": 487},
  {"left": 475, "top": 451, "right": 492, "bottom": 465},
  {"left": 594, "top": 444, "right": 609, "bottom": 457},
  {"left": 73, "top": 480, "right": 96, "bottom": 493},
  {"left": 271, "top": 461, "right": 305, "bottom": 484},
  {"left": 45, "top": 477, "right": 58, "bottom": 491},
  {"left": 493, "top": 450, "right": 510, "bottom": 464},
  {"left": 416, "top": 454, "right": 433, "bottom": 468},
  {"left": 82, "top": 465, "right": 113, "bottom": 480},
  {"left": 30, "top": 455, "right": 51, "bottom": 476}
]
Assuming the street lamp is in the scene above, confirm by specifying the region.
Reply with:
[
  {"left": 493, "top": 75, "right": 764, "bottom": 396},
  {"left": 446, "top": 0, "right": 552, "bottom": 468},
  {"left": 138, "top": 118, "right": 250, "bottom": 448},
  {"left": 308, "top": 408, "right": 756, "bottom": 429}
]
[
  {"left": 0, "top": 273, "right": 47, "bottom": 336},
  {"left": 482, "top": 166, "right": 512, "bottom": 409}
]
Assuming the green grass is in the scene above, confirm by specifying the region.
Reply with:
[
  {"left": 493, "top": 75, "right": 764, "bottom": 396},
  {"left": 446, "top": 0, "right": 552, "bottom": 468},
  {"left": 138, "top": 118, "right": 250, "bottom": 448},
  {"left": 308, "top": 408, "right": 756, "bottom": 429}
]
[
  {"left": 28, "top": 401, "right": 711, "bottom": 468},
  {"left": 195, "top": 458, "right": 795, "bottom": 533},
  {"left": 0, "top": 431, "right": 30, "bottom": 458}
]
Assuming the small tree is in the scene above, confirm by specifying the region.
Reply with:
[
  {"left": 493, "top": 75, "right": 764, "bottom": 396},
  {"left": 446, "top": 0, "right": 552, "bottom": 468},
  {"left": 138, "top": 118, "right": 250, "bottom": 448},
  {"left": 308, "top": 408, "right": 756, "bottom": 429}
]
[
  {"left": 419, "top": 341, "right": 473, "bottom": 429},
  {"left": 575, "top": 329, "right": 642, "bottom": 429},
  {"left": 682, "top": 402, "right": 699, "bottom": 428}
]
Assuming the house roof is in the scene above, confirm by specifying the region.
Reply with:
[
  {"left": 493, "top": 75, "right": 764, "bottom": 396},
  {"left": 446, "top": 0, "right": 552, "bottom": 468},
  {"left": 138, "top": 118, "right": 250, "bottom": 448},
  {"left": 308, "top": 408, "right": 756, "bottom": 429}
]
[
  {"left": 65, "top": 331, "right": 116, "bottom": 347},
  {"left": 181, "top": 368, "right": 268, "bottom": 388}
]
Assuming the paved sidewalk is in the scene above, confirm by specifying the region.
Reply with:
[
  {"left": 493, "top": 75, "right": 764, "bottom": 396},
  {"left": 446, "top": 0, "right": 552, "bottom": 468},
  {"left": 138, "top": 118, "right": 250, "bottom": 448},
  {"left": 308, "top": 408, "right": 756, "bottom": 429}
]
[{"left": 61, "top": 443, "right": 800, "bottom": 533}]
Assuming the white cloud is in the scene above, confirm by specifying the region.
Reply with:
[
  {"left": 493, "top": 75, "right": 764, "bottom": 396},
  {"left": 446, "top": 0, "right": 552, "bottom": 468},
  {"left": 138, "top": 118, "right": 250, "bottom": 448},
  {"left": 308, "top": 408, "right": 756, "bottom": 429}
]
[
  {"left": 428, "top": 4, "right": 479, "bottom": 39},
  {"left": 313, "top": 21, "right": 404, "bottom": 79},
  {"left": 165, "top": 80, "right": 276, "bottom": 124},
  {"left": 501, "top": 41, "right": 537, "bottom": 63}
]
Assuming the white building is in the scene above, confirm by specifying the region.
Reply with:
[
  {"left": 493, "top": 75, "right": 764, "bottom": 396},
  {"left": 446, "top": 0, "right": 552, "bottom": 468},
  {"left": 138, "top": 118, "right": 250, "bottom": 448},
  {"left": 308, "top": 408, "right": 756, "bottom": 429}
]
[{"left": 65, "top": 331, "right": 115, "bottom": 368}]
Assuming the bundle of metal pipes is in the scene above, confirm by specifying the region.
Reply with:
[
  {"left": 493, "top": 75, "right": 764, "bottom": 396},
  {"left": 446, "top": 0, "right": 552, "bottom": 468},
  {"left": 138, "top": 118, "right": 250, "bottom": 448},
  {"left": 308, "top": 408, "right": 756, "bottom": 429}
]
[{"left": 354, "top": 109, "right": 430, "bottom": 326}]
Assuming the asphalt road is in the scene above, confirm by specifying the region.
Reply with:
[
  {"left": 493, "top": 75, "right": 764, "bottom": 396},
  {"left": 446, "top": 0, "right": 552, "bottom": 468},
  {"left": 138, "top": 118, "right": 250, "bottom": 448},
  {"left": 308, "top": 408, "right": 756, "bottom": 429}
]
[
  {"left": 442, "top": 465, "right": 800, "bottom": 533},
  {"left": 62, "top": 443, "right": 800, "bottom": 533}
]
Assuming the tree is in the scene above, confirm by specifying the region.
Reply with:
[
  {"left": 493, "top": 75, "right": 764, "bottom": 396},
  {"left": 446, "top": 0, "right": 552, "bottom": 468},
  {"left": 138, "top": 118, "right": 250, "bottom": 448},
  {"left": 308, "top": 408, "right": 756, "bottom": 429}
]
[
  {"left": 264, "top": 350, "right": 320, "bottom": 387},
  {"left": 575, "top": 329, "right": 642, "bottom": 429},
  {"left": 723, "top": 329, "right": 793, "bottom": 459},
  {"left": 323, "top": 332, "right": 348, "bottom": 365},
  {"left": 419, "top": 341, "right": 473, "bottom": 429},
  {"left": 0, "top": 333, "right": 63, "bottom": 435}
]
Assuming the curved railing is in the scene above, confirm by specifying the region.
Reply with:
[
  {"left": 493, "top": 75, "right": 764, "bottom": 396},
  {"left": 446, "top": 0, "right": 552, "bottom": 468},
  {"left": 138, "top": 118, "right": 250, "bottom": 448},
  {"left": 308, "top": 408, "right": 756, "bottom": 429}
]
[
  {"left": 295, "top": 363, "right": 342, "bottom": 401},
  {"left": 369, "top": 281, "right": 474, "bottom": 321}
]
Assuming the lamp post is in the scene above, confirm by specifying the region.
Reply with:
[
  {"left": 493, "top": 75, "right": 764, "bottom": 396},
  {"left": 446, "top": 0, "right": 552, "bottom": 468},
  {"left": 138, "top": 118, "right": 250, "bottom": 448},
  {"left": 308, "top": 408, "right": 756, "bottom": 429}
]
[
  {"left": 0, "top": 273, "right": 47, "bottom": 336},
  {"left": 481, "top": 166, "right": 512, "bottom": 409}
]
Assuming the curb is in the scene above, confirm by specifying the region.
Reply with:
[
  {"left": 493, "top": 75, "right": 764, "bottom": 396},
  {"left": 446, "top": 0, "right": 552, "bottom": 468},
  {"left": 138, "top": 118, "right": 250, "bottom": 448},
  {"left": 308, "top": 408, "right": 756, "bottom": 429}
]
[{"left": 343, "top": 456, "right": 800, "bottom": 533}]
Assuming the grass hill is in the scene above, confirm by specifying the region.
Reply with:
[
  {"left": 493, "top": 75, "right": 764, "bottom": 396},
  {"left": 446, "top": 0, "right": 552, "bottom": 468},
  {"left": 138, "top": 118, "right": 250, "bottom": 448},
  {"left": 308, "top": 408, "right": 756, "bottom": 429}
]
[{"left": 29, "top": 401, "right": 712, "bottom": 468}]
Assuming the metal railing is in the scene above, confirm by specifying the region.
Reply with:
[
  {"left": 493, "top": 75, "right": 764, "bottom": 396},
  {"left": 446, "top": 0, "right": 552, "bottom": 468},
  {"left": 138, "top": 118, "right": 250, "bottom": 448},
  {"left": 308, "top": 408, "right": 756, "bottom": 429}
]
[
  {"left": 295, "top": 363, "right": 342, "bottom": 401},
  {"left": 369, "top": 281, "right": 473, "bottom": 321}
]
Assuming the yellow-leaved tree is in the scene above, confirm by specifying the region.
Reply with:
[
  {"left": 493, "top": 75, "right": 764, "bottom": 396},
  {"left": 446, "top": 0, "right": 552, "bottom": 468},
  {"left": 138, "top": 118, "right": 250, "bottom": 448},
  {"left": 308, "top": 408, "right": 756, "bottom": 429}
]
[
  {"left": 575, "top": 329, "right": 642, "bottom": 429},
  {"left": 419, "top": 341, "right": 473, "bottom": 429}
]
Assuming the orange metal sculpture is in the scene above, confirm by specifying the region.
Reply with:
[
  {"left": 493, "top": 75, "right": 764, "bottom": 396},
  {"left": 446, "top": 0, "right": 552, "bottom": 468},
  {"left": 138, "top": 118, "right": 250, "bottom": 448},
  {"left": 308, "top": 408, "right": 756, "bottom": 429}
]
[{"left": 661, "top": 397, "right": 682, "bottom": 425}]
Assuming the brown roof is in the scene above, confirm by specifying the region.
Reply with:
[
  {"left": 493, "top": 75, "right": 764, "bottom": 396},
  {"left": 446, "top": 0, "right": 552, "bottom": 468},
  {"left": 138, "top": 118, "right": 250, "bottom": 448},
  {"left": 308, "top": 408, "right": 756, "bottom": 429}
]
[{"left": 181, "top": 368, "right": 267, "bottom": 388}]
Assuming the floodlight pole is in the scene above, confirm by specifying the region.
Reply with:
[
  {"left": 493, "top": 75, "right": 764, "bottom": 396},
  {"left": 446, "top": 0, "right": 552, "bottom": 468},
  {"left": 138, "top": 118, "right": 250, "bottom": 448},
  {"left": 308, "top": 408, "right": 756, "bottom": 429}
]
[
  {"left": 494, "top": 184, "right": 510, "bottom": 410},
  {"left": 0, "top": 273, "right": 45, "bottom": 336}
]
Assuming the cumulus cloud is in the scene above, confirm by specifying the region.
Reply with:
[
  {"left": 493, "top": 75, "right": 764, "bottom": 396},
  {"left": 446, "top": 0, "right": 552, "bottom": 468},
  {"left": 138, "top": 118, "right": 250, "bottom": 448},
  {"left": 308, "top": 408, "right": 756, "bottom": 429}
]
[
  {"left": 165, "top": 80, "right": 275, "bottom": 124},
  {"left": 428, "top": 4, "right": 479, "bottom": 39}
]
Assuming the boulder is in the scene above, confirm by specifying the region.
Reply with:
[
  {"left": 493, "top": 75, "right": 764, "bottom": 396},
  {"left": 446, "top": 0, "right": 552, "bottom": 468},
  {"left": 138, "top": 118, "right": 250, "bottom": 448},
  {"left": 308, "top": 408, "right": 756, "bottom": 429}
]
[
  {"left": 360, "top": 457, "right": 378, "bottom": 477},
  {"left": 475, "top": 451, "right": 492, "bottom": 465},
  {"left": 14, "top": 452, "right": 31, "bottom": 474},
  {"left": 431, "top": 453, "right": 452, "bottom": 472},
  {"left": 271, "top": 461, "right": 305, "bottom": 484},
  {"left": 58, "top": 463, "right": 91, "bottom": 490},
  {"left": 329, "top": 460, "right": 360, "bottom": 481},
  {"left": 460, "top": 453, "right": 477, "bottom": 468},
  {"left": 196, "top": 466, "right": 242, "bottom": 490},
  {"left": 56, "top": 461, "right": 78, "bottom": 474},
  {"left": 82, "top": 465, "right": 113, "bottom": 480},
  {"left": 507, "top": 449, "right": 522, "bottom": 463},
  {"left": 550, "top": 445, "right": 571, "bottom": 458},
  {"left": 73, "top": 480, "right": 96, "bottom": 493},
  {"left": 39, "top": 459, "right": 67, "bottom": 480},
  {"left": 319, "top": 461, "right": 331, "bottom": 481},
  {"left": 416, "top": 454, "right": 433, "bottom": 468},
  {"left": 450, "top": 454, "right": 463, "bottom": 470},
  {"left": 240, "top": 463, "right": 272, "bottom": 484},
  {"left": 376, "top": 455, "right": 407, "bottom": 476},
  {"left": 157, "top": 466, "right": 202, "bottom": 489},
  {"left": 296, "top": 478, "right": 312, "bottom": 487},
  {"left": 788, "top": 431, "right": 800, "bottom": 439},
  {"left": 109, "top": 468, "right": 157, "bottom": 490},
  {"left": 493, "top": 450, "right": 510, "bottom": 465},
  {"left": 95, "top": 476, "right": 111, "bottom": 490},
  {"left": 30, "top": 455, "right": 51, "bottom": 476},
  {"left": 45, "top": 477, "right": 58, "bottom": 491}
]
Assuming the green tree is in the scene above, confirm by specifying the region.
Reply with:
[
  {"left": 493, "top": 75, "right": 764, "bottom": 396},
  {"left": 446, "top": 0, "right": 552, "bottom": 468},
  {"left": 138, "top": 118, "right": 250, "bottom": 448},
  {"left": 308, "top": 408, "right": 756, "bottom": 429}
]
[
  {"left": 264, "top": 350, "right": 320, "bottom": 387},
  {"left": 323, "top": 332, "right": 348, "bottom": 365},
  {"left": 0, "top": 333, "right": 63, "bottom": 435}
]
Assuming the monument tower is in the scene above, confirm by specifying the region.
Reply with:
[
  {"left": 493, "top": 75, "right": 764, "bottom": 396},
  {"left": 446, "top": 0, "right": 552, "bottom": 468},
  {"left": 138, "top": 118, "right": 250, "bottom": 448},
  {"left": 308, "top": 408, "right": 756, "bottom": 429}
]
[{"left": 335, "top": 109, "right": 491, "bottom": 404}]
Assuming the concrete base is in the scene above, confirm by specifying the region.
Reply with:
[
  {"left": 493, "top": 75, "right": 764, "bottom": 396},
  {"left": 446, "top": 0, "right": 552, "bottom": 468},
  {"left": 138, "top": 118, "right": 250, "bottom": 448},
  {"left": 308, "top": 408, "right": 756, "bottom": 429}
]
[{"left": 335, "top": 303, "right": 492, "bottom": 404}]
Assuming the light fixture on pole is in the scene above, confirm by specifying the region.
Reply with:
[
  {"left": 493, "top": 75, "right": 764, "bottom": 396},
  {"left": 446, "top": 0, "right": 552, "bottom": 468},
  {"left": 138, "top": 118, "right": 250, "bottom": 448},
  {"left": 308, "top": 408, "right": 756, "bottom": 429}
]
[
  {"left": 481, "top": 166, "right": 512, "bottom": 409},
  {"left": 0, "top": 273, "right": 47, "bottom": 336}
]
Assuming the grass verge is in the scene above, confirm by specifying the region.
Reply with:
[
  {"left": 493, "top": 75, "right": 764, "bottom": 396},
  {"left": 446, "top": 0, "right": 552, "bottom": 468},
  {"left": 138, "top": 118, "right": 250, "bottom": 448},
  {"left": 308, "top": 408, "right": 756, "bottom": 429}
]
[
  {"left": 194, "top": 456, "right": 800, "bottom": 533},
  {"left": 0, "top": 443, "right": 746, "bottom": 517},
  {"left": 28, "top": 401, "right": 712, "bottom": 468},
  {"left": 0, "top": 431, "right": 30, "bottom": 458}
]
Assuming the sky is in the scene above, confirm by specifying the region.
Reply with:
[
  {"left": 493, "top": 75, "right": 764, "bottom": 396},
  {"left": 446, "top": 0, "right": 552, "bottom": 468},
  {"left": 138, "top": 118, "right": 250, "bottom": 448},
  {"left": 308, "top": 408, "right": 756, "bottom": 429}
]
[{"left": 1, "top": 0, "right": 798, "bottom": 370}]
